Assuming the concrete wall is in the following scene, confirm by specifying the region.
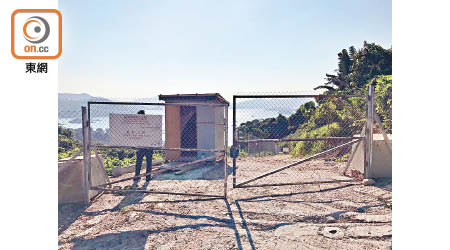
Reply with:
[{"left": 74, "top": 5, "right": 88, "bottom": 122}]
[
  {"left": 346, "top": 134, "right": 392, "bottom": 178},
  {"left": 165, "top": 105, "right": 181, "bottom": 161},
  {"left": 248, "top": 141, "right": 281, "bottom": 155},
  {"left": 58, "top": 154, "right": 109, "bottom": 204}
]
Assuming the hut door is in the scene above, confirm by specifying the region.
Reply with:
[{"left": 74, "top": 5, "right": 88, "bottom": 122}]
[{"left": 180, "top": 106, "right": 197, "bottom": 157}]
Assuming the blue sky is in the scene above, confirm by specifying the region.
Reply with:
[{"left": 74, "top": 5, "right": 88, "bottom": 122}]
[{"left": 59, "top": 0, "right": 391, "bottom": 101}]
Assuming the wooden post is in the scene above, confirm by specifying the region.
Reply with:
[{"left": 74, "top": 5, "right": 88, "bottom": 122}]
[
  {"left": 364, "top": 85, "right": 375, "bottom": 179},
  {"left": 81, "top": 106, "right": 90, "bottom": 203},
  {"left": 342, "top": 126, "right": 365, "bottom": 175}
]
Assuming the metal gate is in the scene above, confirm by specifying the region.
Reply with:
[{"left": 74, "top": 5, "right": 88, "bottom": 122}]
[
  {"left": 81, "top": 100, "right": 229, "bottom": 200},
  {"left": 231, "top": 87, "right": 378, "bottom": 188}
]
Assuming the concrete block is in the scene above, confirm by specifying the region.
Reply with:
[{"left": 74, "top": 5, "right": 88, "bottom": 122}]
[
  {"left": 58, "top": 154, "right": 109, "bottom": 204},
  {"left": 346, "top": 134, "right": 392, "bottom": 178}
]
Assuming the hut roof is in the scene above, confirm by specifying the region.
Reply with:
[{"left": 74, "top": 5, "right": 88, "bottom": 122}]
[{"left": 158, "top": 93, "right": 229, "bottom": 105}]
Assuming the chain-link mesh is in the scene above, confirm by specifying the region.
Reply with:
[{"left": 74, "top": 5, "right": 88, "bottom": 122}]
[
  {"left": 58, "top": 108, "right": 83, "bottom": 160},
  {"left": 86, "top": 100, "right": 228, "bottom": 197},
  {"left": 232, "top": 93, "right": 367, "bottom": 187}
]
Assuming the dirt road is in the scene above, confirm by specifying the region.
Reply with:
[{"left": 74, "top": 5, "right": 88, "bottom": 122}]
[{"left": 58, "top": 155, "right": 392, "bottom": 249}]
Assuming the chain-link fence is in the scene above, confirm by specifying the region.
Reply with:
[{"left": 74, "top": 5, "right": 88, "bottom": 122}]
[
  {"left": 59, "top": 89, "right": 389, "bottom": 198},
  {"left": 84, "top": 100, "right": 229, "bottom": 198},
  {"left": 231, "top": 93, "right": 369, "bottom": 188},
  {"left": 58, "top": 108, "right": 84, "bottom": 161}
]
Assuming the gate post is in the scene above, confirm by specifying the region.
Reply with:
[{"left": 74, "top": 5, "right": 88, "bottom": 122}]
[
  {"left": 224, "top": 104, "right": 228, "bottom": 198},
  {"left": 364, "top": 85, "right": 375, "bottom": 179},
  {"left": 81, "top": 106, "right": 91, "bottom": 203},
  {"left": 232, "top": 96, "right": 237, "bottom": 188}
]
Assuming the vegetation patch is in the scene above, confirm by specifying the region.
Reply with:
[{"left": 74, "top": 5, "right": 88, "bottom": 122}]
[
  {"left": 58, "top": 126, "right": 163, "bottom": 176},
  {"left": 236, "top": 42, "right": 392, "bottom": 158}
]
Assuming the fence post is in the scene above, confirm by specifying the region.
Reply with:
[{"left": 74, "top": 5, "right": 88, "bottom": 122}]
[
  {"left": 364, "top": 85, "right": 375, "bottom": 179},
  {"left": 232, "top": 96, "right": 237, "bottom": 188},
  {"left": 87, "top": 103, "right": 92, "bottom": 188},
  {"left": 81, "top": 106, "right": 90, "bottom": 203},
  {"left": 224, "top": 104, "right": 228, "bottom": 198}
]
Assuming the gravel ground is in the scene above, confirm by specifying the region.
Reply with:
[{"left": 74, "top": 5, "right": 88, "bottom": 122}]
[{"left": 58, "top": 154, "right": 392, "bottom": 250}]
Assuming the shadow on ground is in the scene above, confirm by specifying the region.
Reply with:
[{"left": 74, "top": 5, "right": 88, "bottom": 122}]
[
  {"left": 58, "top": 203, "right": 89, "bottom": 234},
  {"left": 61, "top": 184, "right": 363, "bottom": 249},
  {"left": 58, "top": 162, "right": 232, "bottom": 237},
  {"left": 66, "top": 198, "right": 243, "bottom": 250},
  {"left": 59, "top": 172, "right": 391, "bottom": 249},
  {"left": 375, "top": 177, "right": 392, "bottom": 191},
  {"left": 152, "top": 162, "right": 233, "bottom": 181},
  {"left": 233, "top": 184, "right": 356, "bottom": 250},
  {"left": 60, "top": 177, "right": 243, "bottom": 250}
]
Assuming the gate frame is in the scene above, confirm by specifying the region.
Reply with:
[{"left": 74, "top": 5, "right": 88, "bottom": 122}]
[
  {"left": 231, "top": 87, "right": 376, "bottom": 188},
  {"left": 82, "top": 100, "right": 229, "bottom": 203}
]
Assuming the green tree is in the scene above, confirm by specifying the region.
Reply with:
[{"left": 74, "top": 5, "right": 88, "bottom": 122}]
[
  {"left": 373, "top": 75, "right": 392, "bottom": 132},
  {"left": 290, "top": 42, "right": 392, "bottom": 157},
  {"left": 237, "top": 42, "right": 392, "bottom": 158},
  {"left": 315, "top": 41, "right": 392, "bottom": 93},
  {"left": 58, "top": 125, "right": 82, "bottom": 159}
]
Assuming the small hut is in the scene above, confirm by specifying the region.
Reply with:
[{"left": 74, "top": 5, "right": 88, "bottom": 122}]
[{"left": 159, "top": 93, "right": 229, "bottom": 161}]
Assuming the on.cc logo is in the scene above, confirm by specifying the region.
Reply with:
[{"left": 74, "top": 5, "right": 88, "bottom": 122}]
[
  {"left": 23, "top": 16, "right": 50, "bottom": 44},
  {"left": 11, "top": 9, "right": 62, "bottom": 59}
]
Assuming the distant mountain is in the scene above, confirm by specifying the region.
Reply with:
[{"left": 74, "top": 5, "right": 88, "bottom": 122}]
[
  {"left": 58, "top": 93, "right": 112, "bottom": 118},
  {"left": 114, "top": 97, "right": 160, "bottom": 103},
  {"left": 58, "top": 93, "right": 162, "bottom": 118},
  {"left": 59, "top": 93, "right": 309, "bottom": 120},
  {"left": 58, "top": 93, "right": 93, "bottom": 101}
]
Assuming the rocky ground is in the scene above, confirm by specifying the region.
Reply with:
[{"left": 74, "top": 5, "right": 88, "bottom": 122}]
[{"left": 58, "top": 154, "right": 392, "bottom": 249}]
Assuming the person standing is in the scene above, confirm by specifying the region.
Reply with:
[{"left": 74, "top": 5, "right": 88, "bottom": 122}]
[{"left": 135, "top": 110, "right": 153, "bottom": 182}]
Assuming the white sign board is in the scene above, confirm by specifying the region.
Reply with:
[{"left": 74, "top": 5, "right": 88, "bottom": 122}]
[{"left": 109, "top": 114, "right": 163, "bottom": 147}]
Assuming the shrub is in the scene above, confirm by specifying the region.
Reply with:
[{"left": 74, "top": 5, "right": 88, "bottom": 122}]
[{"left": 290, "top": 122, "right": 341, "bottom": 157}]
